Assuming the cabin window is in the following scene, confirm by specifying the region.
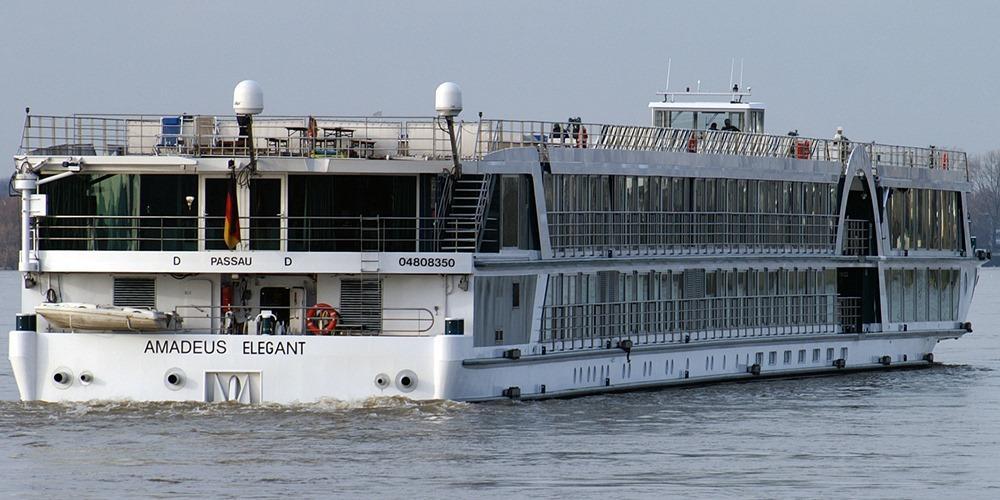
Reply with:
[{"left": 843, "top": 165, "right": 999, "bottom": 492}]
[
  {"left": 250, "top": 178, "right": 282, "bottom": 251},
  {"left": 749, "top": 110, "right": 765, "bottom": 133},
  {"left": 287, "top": 175, "right": 416, "bottom": 252},
  {"left": 493, "top": 175, "right": 538, "bottom": 251},
  {"left": 39, "top": 173, "right": 197, "bottom": 251},
  {"left": 668, "top": 111, "right": 695, "bottom": 130},
  {"left": 512, "top": 282, "right": 521, "bottom": 308}
]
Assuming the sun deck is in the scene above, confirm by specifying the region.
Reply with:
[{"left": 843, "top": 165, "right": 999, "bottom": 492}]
[{"left": 19, "top": 114, "right": 968, "bottom": 179}]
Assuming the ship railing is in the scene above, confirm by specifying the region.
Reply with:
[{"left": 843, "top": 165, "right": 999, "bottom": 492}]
[
  {"left": 170, "top": 305, "right": 435, "bottom": 336},
  {"left": 836, "top": 296, "right": 863, "bottom": 333},
  {"left": 540, "top": 293, "right": 853, "bottom": 352},
  {"left": 547, "top": 211, "right": 838, "bottom": 256},
  {"left": 868, "top": 143, "right": 967, "bottom": 178},
  {"left": 541, "top": 294, "right": 844, "bottom": 351},
  {"left": 33, "top": 214, "right": 487, "bottom": 253},
  {"left": 20, "top": 114, "right": 967, "bottom": 177},
  {"left": 842, "top": 219, "right": 873, "bottom": 256},
  {"left": 476, "top": 119, "right": 967, "bottom": 177},
  {"left": 18, "top": 114, "right": 479, "bottom": 160}
]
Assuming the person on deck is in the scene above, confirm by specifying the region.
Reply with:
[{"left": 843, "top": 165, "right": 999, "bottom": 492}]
[{"left": 721, "top": 119, "right": 740, "bottom": 132}]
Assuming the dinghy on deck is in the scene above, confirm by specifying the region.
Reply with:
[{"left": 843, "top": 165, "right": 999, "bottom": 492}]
[{"left": 35, "top": 303, "right": 177, "bottom": 332}]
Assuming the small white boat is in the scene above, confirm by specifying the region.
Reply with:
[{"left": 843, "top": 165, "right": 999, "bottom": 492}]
[{"left": 35, "top": 303, "right": 177, "bottom": 332}]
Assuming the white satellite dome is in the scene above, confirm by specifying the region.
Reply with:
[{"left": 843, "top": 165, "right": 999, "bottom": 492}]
[
  {"left": 435, "top": 82, "right": 462, "bottom": 117},
  {"left": 233, "top": 80, "right": 264, "bottom": 115}
]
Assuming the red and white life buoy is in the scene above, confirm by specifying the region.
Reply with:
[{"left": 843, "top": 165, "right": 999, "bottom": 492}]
[{"left": 306, "top": 303, "right": 339, "bottom": 335}]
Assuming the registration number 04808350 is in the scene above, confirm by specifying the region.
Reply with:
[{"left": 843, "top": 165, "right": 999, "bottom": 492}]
[{"left": 397, "top": 257, "right": 456, "bottom": 268}]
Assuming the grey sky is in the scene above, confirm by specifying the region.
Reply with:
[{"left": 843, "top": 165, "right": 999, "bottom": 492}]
[{"left": 2, "top": 0, "right": 997, "bottom": 162}]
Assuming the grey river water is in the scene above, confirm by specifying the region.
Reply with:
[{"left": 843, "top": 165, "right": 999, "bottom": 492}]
[{"left": 1, "top": 269, "right": 999, "bottom": 498}]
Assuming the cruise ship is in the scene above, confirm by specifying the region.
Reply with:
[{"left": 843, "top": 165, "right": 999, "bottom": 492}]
[{"left": 7, "top": 80, "right": 985, "bottom": 403}]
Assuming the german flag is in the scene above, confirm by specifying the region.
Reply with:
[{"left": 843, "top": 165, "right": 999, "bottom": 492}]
[{"left": 224, "top": 167, "right": 241, "bottom": 250}]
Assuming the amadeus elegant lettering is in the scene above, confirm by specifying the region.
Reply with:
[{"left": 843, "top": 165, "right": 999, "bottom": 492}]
[{"left": 143, "top": 339, "right": 307, "bottom": 356}]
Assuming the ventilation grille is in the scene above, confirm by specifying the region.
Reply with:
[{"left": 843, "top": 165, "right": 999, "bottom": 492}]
[
  {"left": 339, "top": 278, "right": 382, "bottom": 332},
  {"left": 113, "top": 277, "right": 156, "bottom": 308}
]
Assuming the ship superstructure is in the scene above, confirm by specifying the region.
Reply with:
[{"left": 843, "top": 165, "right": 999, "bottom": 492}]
[{"left": 7, "top": 81, "right": 983, "bottom": 403}]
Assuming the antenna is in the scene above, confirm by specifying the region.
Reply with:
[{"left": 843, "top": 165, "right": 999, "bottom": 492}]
[
  {"left": 665, "top": 58, "right": 672, "bottom": 92},
  {"left": 739, "top": 58, "right": 745, "bottom": 88},
  {"left": 729, "top": 58, "right": 735, "bottom": 89}
]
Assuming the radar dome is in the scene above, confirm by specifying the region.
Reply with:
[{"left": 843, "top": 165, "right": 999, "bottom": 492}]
[
  {"left": 435, "top": 82, "right": 462, "bottom": 117},
  {"left": 233, "top": 80, "right": 263, "bottom": 115}
]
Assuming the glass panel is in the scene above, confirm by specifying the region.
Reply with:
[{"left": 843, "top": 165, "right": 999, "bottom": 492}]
[
  {"left": 669, "top": 111, "right": 695, "bottom": 130},
  {"left": 250, "top": 178, "right": 281, "bottom": 251},
  {"left": 502, "top": 176, "right": 519, "bottom": 248}
]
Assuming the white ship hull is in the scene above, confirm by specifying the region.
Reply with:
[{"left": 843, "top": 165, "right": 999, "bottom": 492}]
[{"left": 8, "top": 328, "right": 962, "bottom": 403}]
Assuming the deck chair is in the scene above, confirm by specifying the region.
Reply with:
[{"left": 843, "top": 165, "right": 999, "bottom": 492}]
[{"left": 154, "top": 116, "right": 182, "bottom": 154}]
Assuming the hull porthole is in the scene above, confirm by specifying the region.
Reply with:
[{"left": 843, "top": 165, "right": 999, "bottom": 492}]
[
  {"left": 374, "top": 373, "right": 391, "bottom": 390},
  {"left": 164, "top": 368, "right": 186, "bottom": 390},
  {"left": 395, "top": 370, "right": 417, "bottom": 393}
]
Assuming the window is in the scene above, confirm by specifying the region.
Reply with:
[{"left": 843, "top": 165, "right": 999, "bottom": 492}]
[
  {"left": 826, "top": 348, "right": 834, "bottom": 361},
  {"left": 769, "top": 351, "right": 777, "bottom": 365},
  {"left": 798, "top": 349, "right": 806, "bottom": 363},
  {"left": 39, "top": 173, "right": 197, "bottom": 251},
  {"left": 841, "top": 347, "right": 849, "bottom": 360},
  {"left": 512, "top": 282, "right": 521, "bottom": 308},
  {"left": 813, "top": 348, "right": 821, "bottom": 362},
  {"left": 755, "top": 352, "right": 764, "bottom": 365},
  {"left": 783, "top": 350, "right": 792, "bottom": 364}
]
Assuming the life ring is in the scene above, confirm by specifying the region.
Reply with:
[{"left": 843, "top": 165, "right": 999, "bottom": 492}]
[{"left": 306, "top": 303, "right": 339, "bottom": 335}]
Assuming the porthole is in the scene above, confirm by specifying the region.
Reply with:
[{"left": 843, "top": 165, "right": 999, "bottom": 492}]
[{"left": 374, "top": 373, "right": 391, "bottom": 390}]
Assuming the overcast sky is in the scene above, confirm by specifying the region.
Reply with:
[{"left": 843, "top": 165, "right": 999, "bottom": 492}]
[{"left": 1, "top": 0, "right": 997, "bottom": 161}]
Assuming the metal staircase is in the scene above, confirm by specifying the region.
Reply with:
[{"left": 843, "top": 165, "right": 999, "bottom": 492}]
[{"left": 439, "top": 173, "right": 494, "bottom": 252}]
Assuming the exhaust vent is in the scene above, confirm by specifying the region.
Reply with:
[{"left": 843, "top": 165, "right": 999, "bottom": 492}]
[
  {"left": 339, "top": 278, "right": 382, "bottom": 333},
  {"left": 113, "top": 277, "right": 156, "bottom": 308}
]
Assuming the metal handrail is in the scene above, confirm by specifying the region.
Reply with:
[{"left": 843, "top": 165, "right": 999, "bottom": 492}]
[
  {"left": 541, "top": 293, "right": 842, "bottom": 352},
  {"left": 19, "top": 114, "right": 968, "bottom": 177},
  {"left": 548, "top": 210, "right": 838, "bottom": 256},
  {"left": 170, "top": 304, "right": 435, "bottom": 336},
  {"left": 843, "top": 219, "right": 873, "bottom": 256},
  {"left": 35, "top": 214, "right": 482, "bottom": 252},
  {"left": 477, "top": 119, "right": 967, "bottom": 176},
  {"left": 19, "top": 114, "right": 466, "bottom": 160}
]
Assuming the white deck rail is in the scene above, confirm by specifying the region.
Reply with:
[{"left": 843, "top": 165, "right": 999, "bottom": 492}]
[{"left": 19, "top": 114, "right": 967, "bottom": 178}]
